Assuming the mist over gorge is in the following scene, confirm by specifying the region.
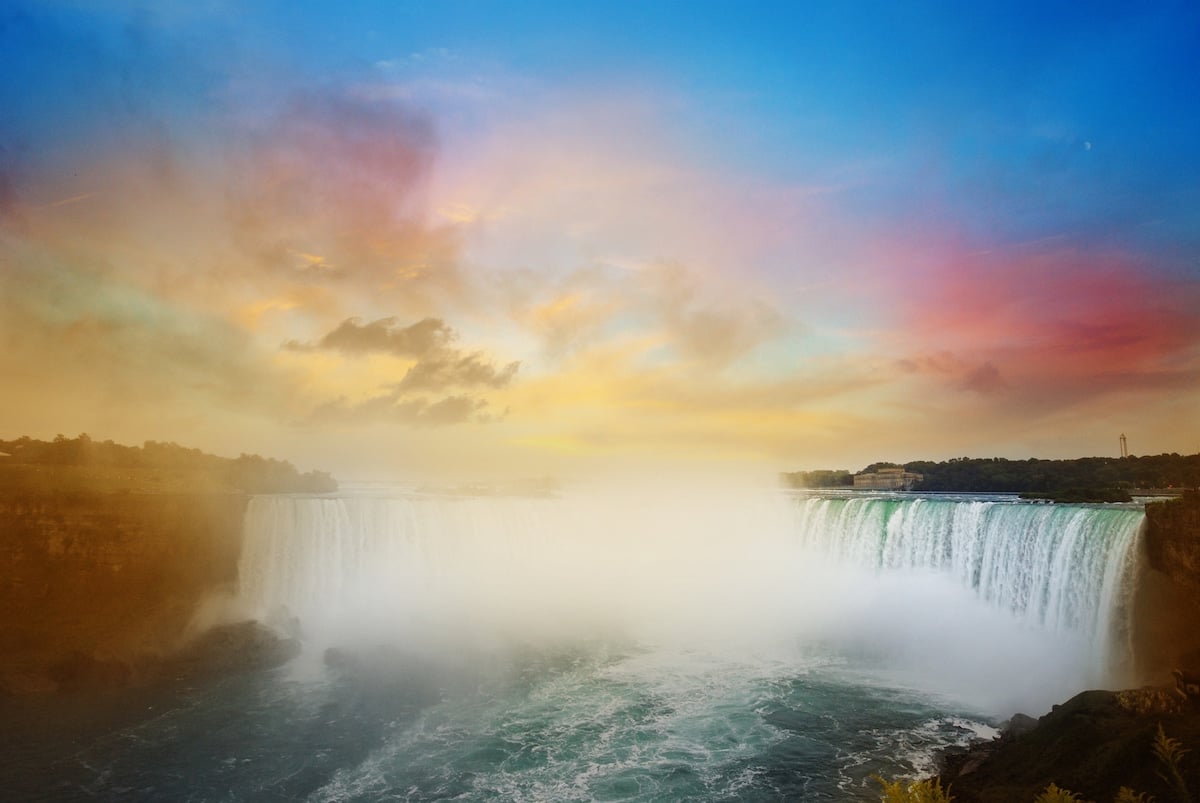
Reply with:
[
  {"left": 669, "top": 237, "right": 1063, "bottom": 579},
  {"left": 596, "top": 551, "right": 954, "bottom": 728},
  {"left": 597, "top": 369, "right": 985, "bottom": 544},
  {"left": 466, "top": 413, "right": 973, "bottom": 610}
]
[{"left": 3, "top": 429, "right": 1200, "bottom": 800}]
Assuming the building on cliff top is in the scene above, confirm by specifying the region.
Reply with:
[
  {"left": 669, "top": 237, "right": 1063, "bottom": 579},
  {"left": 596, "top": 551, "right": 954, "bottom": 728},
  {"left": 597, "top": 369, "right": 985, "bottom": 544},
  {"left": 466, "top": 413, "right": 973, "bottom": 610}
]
[{"left": 853, "top": 467, "right": 923, "bottom": 490}]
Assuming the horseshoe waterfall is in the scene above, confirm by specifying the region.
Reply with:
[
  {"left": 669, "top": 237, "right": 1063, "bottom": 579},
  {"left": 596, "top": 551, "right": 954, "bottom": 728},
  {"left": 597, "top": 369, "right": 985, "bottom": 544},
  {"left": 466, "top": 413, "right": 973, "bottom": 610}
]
[
  {"left": 214, "top": 489, "right": 1143, "bottom": 801},
  {"left": 23, "top": 489, "right": 1145, "bottom": 802}
]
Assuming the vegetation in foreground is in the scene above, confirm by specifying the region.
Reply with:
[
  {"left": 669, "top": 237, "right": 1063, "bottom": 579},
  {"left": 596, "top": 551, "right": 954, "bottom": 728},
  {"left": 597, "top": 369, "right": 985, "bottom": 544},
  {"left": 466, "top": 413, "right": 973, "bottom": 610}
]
[{"left": 876, "top": 776, "right": 954, "bottom": 802}]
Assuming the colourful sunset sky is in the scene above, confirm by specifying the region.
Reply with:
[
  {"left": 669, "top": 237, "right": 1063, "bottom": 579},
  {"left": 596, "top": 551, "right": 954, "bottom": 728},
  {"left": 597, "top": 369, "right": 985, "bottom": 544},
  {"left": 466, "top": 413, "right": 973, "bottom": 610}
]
[{"left": 2, "top": 1, "right": 1198, "bottom": 481}]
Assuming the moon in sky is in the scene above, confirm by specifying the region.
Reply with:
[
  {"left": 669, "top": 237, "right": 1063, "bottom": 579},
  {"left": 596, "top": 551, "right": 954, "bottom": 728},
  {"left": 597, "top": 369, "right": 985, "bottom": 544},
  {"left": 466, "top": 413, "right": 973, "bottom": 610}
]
[{"left": 1084, "top": 141, "right": 1093, "bottom": 150}]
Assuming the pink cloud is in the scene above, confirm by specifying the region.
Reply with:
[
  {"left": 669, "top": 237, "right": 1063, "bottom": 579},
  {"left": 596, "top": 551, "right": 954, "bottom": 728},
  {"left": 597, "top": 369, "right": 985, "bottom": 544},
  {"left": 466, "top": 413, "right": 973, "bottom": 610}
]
[{"left": 887, "top": 244, "right": 1200, "bottom": 413}]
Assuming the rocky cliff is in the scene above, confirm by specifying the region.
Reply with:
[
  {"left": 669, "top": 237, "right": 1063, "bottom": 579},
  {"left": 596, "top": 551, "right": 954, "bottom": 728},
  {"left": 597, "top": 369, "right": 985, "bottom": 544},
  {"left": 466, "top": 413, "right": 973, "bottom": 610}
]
[
  {"left": 1133, "top": 489, "right": 1200, "bottom": 679},
  {"left": 0, "top": 491, "right": 248, "bottom": 692}
]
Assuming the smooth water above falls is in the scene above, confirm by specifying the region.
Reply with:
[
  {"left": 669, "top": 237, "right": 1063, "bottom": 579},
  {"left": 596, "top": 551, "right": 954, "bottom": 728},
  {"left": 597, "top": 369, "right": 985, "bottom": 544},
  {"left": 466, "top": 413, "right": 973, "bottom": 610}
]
[{"left": 21, "top": 490, "right": 1145, "bottom": 801}]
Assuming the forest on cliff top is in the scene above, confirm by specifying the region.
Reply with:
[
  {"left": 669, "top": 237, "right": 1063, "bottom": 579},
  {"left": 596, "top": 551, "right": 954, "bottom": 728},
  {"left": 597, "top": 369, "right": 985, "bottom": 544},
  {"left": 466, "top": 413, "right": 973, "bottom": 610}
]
[
  {"left": 0, "top": 434, "right": 337, "bottom": 495},
  {"left": 784, "top": 453, "right": 1200, "bottom": 493}
]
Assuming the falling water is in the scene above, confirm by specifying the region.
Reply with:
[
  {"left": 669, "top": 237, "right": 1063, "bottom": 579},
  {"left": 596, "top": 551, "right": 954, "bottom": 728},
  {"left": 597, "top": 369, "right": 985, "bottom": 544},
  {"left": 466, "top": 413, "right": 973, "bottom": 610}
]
[
  {"left": 236, "top": 490, "right": 1144, "bottom": 699},
  {"left": 47, "top": 488, "right": 1135, "bottom": 801},
  {"left": 790, "top": 495, "right": 1143, "bottom": 672}
]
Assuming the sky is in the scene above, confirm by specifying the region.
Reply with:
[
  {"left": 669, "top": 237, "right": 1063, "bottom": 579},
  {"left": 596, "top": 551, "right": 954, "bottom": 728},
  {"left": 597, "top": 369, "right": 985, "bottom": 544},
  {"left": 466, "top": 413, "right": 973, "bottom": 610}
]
[{"left": 2, "top": 0, "right": 1198, "bottom": 482}]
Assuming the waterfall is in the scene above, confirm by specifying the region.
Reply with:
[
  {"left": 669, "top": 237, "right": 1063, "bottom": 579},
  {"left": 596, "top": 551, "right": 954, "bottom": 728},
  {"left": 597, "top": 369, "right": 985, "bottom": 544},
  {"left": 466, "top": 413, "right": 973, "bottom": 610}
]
[
  {"left": 237, "top": 494, "right": 568, "bottom": 639},
  {"left": 235, "top": 491, "right": 1145, "bottom": 709},
  {"left": 790, "top": 495, "right": 1144, "bottom": 667}
]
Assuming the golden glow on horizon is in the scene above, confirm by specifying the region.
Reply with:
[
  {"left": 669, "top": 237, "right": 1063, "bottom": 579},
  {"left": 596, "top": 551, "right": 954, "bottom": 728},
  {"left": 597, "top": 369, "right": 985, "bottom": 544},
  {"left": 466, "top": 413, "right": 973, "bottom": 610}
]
[{"left": 1, "top": 38, "right": 1197, "bottom": 482}]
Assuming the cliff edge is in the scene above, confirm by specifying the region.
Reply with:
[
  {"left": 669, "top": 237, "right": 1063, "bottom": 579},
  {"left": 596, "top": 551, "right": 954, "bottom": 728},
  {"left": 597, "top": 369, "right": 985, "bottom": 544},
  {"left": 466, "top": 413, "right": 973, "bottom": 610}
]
[{"left": 1134, "top": 489, "right": 1200, "bottom": 680}]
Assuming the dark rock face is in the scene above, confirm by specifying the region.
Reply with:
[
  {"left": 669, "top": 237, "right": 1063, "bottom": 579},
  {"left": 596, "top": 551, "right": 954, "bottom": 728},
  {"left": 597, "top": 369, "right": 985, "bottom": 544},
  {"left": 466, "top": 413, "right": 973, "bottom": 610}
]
[
  {"left": 1144, "top": 490, "right": 1200, "bottom": 589},
  {"left": 1133, "top": 490, "right": 1200, "bottom": 680},
  {"left": 939, "top": 688, "right": 1200, "bottom": 802},
  {"left": 1000, "top": 713, "right": 1039, "bottom": 741},
  {"left": 0, "top": 491, "right": 249, "bottom": 692}
]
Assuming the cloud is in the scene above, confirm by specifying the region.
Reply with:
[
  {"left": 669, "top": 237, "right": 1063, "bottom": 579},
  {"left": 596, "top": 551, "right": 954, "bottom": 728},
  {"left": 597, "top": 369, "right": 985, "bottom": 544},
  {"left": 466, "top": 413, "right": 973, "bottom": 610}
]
[
  {"left": 897, "top": 353, "right": 1008, "bottom": 396},
  {"left": 423, "top": 395, "right": 490, "bottom": 425},
  {"left": 663, "top": 298, "right": 784, "bottom": 367},
  {"left": 293, "top": 316, "right": 455, "bottom": 357},
  {"left": 290, "top": 314, "right": 520, "bottom": 425},
  {"left": 396, "top": 352, "right": 519, "bottom": 393},
  {"left": 225, "top": 89, "right": 466, "bottom": 309},
  {"left": 961, "top": 362, "right": 1007, "bottom": 395},
  {"left": 502, "top": 259, "right": 786, "bottom": 370},
  {"left": 310, "top": 392, "right": 491, "bottom": 427},
  {"left": 292, "top": 315, "right": 519, "bottom": 391},
  {"left": 896, "top": 351, "right": 962, "bottom": 376},
  {"left": 888, "top": 245, "right": 1200, "bottom": 416}
]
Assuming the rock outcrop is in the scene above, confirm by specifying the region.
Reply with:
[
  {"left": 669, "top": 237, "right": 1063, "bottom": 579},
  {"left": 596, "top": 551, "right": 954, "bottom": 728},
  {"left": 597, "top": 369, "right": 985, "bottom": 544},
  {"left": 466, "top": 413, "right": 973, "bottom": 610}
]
[{"left": 940, "top": 686, "right": 1200, "bottom": 802}]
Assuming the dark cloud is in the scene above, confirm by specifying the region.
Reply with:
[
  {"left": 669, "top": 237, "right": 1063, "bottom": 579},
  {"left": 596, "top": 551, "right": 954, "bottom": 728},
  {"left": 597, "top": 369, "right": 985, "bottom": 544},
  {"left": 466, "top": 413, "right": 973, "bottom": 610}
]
[
  {"left": 396, "top": 352, "right": 519, "bottom": 393},
  {"left": 293, "top": 314, "right": 520, "bottom": 425},
  {"left": 295, "top": 316, "right": 454, "bottom": 357},
  {"left": 292, "top": 316, "right": 518, "bottom": 393},
  {"left": 293, "top": 315, "right": 520, "bottom": 394}
]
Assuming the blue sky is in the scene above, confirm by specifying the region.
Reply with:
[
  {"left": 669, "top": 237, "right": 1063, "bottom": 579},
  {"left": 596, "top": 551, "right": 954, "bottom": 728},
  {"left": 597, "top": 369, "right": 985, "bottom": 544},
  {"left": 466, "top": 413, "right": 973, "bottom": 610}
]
[{"left": 2, "top": 0, "right": 1197, "bottom": 478}]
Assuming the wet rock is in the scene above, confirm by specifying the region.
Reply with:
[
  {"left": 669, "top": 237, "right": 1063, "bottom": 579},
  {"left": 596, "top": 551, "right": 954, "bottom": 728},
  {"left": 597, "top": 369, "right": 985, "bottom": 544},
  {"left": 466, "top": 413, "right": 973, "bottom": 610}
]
[
  {"left": 165, "top": 620, "right": 300, "bottom": 679},
  {"left": 1000, "top": 712, "right": 1038, "bottom": 741}
]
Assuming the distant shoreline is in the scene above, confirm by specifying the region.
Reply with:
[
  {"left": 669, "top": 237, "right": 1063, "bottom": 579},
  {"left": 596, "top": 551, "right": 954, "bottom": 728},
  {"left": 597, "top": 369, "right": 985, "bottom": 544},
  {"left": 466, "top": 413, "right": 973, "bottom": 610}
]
[{"left": 783, "top": 453, "right": 1199, "bottom": 498}]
